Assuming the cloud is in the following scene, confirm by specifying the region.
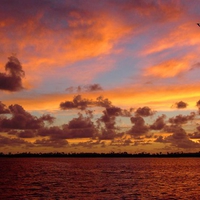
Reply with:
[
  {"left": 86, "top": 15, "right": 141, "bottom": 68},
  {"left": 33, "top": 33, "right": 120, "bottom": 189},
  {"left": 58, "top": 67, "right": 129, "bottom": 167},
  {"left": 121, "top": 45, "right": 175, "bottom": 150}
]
[
  {"left": 155, "top": 127, "right": 200, "bottom": 149},
  {"left": 0, "top": 102, "right": 10, "bottom": 114},
  {"left": 38, "top": 114, "right": 97, "bottom": 140},
  {"left": 60, "top": 95, "right": 113, "bottom": 110},
  {"left": 174, "top": 101, "right": 188, "bottom": 109},
  {"left": 135, "top": 106, "right": 155, "bottom": 117},
  {"left": 60, "top": 95, "right": 93, "bottom": 110},
  {"left": 67, "top": 114, "right": 97, "bottom": 138},
  {"left": 190, "top": 62, "right": 200, "bottom": 71},
  {"left": 37, "top": 126, "right": 68, "bottom": 139},
  {"left": 196, "top": 100, "right": 200, "bottom": 107},
  {"left": 17, "top": 130, "right": 36, "bottom": 138},
  {"left": 85, "top": 84, "right": 103, "bottom": 92},
  {"left": 39, "top": 114, "right": 55, "bottom": 124},
  {"left": 66, "top": 84, "right": 103, "bottom": 93},
  {"left": 8, "top": 130, "right": 36, "bottom": 138},
  {"left": 0, "top": 56, "right": 25, "bottom": 91},
  {"left": 95, "top": 96, "right": 112, "bottom": 108},
  {"left": 98, "top": 129, "right": 124, "bottom": 140},
  {"left": 98, "top": 111, "right": 116, "bottom": 130},
  {"left": 97, "top": 105, "right": 132, "bottom": 137},
  {"left": 150, "top": 115, "right": 166, "bottom": 130},
  {"left": 188, "top": 132, "right": 200, "bottom": 139},
  {"left": 105, "top": 106, "right": 122, "bottom": 117},
  {"left": 0, "top": 1, "right": 133, "bottom": 75},
  {"left": 143, "top": 19, "right": 200, "bottom": 56},
  {"left": 196, "top": 100, "right": 200, "bottom": 114},
  {"left": 144, "top": 59, "right": 190, "bottom": 78},
  {"left": 168, "top": 112, "right": 195, "bottom": 125},
  {"left": 0, "top": 135, "right": 33, "bottom": 147},
  {"left": 0, "top": 99, "right": 131, "bottom": 143},
  {"left": 0, "top": 0, "right": 185, "bottom": 87},
  {"left": 0, "top": 104, "right": 55, "bottom": 130},
  {"left": 129, "top": 116, "right": 149, "bottom": 138},
  {"left": 196, "top": 125, "right": 200, "bottom": 132},
  {"left": 154, "top": 135, "right": 166, "bottom": 143}
]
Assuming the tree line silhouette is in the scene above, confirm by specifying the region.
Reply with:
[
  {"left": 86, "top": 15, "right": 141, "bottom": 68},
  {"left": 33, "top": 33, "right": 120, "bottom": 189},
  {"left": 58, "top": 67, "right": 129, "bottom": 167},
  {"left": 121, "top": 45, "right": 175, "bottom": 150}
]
[{"left": 0, "top": 151, "right": 200, "bottom": 158}]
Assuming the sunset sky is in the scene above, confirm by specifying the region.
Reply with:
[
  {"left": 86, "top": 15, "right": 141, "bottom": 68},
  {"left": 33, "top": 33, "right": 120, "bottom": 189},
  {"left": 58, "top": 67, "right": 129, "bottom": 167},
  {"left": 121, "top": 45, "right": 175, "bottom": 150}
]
[{"left": 1, "top": 0, "right": 200, "bottom": 154}]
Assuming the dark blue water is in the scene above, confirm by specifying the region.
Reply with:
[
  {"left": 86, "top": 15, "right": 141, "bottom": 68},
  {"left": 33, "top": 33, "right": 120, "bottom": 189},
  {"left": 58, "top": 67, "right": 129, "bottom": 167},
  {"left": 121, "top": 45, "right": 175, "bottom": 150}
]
[{"left": 0, "top": 158, "right": 199, "bottom": 199}]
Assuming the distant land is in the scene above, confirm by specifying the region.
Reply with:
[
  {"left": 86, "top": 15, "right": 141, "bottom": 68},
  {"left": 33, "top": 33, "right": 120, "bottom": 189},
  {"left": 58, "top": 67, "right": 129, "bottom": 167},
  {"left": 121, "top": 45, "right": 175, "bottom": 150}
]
[{"left": 0, "top": 152, "right": 200, "bottom": 158}]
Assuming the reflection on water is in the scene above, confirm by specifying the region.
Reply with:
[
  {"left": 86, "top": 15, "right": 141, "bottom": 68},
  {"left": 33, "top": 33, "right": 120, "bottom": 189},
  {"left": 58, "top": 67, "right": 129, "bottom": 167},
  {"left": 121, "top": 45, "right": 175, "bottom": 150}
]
[{"left": 0, "top": 158, "right": 199, "bottom": 199}]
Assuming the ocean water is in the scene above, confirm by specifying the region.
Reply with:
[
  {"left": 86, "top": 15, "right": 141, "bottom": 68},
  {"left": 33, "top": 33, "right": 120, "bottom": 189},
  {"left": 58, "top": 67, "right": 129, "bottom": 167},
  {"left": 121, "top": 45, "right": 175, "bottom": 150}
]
[{"left": 0, "top": 157, "right": 199, "bottom": 200}]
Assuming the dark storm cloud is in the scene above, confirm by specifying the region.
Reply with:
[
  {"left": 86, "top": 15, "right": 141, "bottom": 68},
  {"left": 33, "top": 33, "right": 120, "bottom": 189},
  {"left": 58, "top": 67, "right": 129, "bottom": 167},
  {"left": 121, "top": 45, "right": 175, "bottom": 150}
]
[
  {"left": 168, "top": 112, "right": 195, "bottom": 125},
  {"left": 150, "top": 115, "right": 166, "bottom": 130},
  {"left": 135, "top": 106, "right": 155, "bottom": 117},
  {"left": 0, "top": 102, "right": 10, "bottom": 114},
  {"left": 174, "top": 101, "right": 188, "bottom": 109},
  {"left": 0, "top": 56, "right": 25, "bottom": 91},
  {"left": 129, "top": 116, "right": 149, "bottom": 138}
]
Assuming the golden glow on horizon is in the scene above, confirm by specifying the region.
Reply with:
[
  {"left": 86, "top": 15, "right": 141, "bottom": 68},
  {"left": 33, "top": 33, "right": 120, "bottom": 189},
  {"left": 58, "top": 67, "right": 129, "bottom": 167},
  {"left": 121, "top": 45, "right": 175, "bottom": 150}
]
[{"left": 2, "top": 81, "right": 200, "bottom": 112}]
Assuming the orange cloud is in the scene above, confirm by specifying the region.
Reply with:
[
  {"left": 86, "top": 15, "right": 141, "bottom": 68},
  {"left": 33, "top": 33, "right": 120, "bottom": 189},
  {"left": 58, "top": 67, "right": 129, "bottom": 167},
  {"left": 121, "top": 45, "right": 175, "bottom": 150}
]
[
  {"left": 0, "top": 1, "right": 186, "bottom": 88},
  {"left": 0, "top": 7, "right": 133, "bottom": 87},
  {"left": 144, "top": 57, "right": 191, "bottom": 78},
  {"left": 143, "top": 22, "right": 200, "bottom": 56}
]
